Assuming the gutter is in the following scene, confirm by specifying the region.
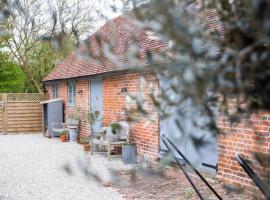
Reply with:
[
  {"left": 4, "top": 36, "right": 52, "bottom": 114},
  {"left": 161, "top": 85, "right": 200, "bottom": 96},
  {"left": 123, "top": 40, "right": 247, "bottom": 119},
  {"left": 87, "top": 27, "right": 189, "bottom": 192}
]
[{"left": 43, "top": 66, "right": 155, "bottom": 84}]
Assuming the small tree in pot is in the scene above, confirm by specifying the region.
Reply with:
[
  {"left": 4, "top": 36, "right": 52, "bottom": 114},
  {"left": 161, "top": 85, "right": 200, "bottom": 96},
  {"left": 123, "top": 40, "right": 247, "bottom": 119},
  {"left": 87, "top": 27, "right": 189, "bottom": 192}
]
[
  {"left": 66, "top": 107, "right": 81, "bottom": 141},
  {"left": 86, "top": 110, "right": 100, "bottom": 135},
  {"left": 86, "top": 109, "right": 100, "bottom": 149}
]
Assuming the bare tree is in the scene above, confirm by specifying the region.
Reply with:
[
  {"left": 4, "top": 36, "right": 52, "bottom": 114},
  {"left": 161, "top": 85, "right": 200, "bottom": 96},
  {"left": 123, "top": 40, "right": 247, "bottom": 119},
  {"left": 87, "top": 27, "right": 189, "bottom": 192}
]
[
  {"left": 2, "top": 0, "right": 99, "bottom": 92},
  {"left": 2, "top": 0, "right": 48, "bottom": 92},
  {"left": 47, "top": 0, "right": 100, "bottom": 42}
]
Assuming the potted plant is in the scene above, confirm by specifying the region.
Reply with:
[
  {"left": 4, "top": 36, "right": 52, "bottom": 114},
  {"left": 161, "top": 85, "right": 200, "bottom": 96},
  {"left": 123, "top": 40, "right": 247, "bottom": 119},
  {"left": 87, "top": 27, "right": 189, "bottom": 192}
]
[
  {"left": 86, "top": 109, "right": 99, "bottom": 135},
  {"left": 79, "top": 138, "right": 91, "bottom": 151},
  {"left": 106, "top": 122, "right": 121, "bottom": 142},
  {"left": 122, "top": 143, "right": 137, "bottom": 164},
  {"left": 84, "top": 110, "right": 101, "bottom": 153},
  {"left": 60, "top": 131, "right": 67, "bottom": 142},
  {"left": 86, "top": 110, "right": 100, "bottom": 134},
  {"left": 67, "top": 107, "right": 81, "bottom": 142}
]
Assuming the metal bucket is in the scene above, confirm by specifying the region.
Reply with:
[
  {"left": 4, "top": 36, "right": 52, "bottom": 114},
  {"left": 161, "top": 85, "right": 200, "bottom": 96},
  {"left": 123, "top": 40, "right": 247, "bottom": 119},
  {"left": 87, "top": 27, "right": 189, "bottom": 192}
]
[
  {"left": 69, "top": 128, "right": 77, "bottom": 141},
  {"left": 122, "top": 144, "right": 137, "bottom": 164}
]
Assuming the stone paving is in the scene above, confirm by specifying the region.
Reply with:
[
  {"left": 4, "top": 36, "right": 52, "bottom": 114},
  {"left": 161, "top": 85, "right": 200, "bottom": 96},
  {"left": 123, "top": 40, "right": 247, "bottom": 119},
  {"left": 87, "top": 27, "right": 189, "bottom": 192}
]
[
  {"left": 0, "top": 134, "right": 260, "bottom": 200},
  {"left": 0, "top": 134, "right": 128, "bottom": 200}
]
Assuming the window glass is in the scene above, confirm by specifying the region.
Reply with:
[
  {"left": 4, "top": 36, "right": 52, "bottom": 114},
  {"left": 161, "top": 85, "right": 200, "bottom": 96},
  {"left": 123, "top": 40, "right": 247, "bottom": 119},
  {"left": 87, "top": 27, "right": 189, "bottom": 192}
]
[
  {"left": 68, "top": 81, "right": 76, "bottom": 106},
  {"left": 51, "top": 82, "right": 58, "bottom": 99}
]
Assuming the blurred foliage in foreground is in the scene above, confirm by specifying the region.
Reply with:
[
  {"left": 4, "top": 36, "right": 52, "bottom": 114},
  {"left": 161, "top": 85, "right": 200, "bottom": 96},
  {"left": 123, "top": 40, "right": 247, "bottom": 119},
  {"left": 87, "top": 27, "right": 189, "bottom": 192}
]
[{"left": 128, "top": 0, "right": 270, "bottom": 197}]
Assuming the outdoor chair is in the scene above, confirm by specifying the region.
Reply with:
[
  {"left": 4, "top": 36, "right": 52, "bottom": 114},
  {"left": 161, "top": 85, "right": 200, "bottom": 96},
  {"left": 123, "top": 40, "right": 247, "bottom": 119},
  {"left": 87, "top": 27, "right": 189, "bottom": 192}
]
[
  {"left": 90, "top": 121, "right": 130, "bottom": 160},
  {"left": 51, "top": 118, "right": 80, "bottom": 138}
]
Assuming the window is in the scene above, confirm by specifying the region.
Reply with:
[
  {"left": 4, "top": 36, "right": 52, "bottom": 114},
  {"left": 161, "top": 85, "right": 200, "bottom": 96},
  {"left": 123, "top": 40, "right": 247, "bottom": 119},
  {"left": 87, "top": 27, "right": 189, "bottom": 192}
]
[
  {"left": 51, "top": 82, "right": 58, "bottom": 99},
  {"left": 68, "top": 81, "right": 76, "bottom": 106}
]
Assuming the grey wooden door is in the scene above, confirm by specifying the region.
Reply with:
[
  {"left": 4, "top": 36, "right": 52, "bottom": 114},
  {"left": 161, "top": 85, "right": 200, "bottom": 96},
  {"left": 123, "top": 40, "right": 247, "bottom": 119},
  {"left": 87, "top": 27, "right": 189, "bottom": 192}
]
[
  {"left": 47, "top": 100, "right": 63, "bottom": 137},
  {"left": 159, "top": 79, "right": 217, "bottom": 173},
  {"left": 89, "top": 79, "right": 103, "bottom": 132}
]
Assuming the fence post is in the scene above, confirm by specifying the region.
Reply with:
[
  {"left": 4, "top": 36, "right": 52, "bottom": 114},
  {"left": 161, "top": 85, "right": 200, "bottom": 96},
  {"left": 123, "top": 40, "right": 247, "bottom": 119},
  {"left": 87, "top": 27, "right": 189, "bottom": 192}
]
[{"left": 2, "top": 93, "right": 7, "bottom": 134}]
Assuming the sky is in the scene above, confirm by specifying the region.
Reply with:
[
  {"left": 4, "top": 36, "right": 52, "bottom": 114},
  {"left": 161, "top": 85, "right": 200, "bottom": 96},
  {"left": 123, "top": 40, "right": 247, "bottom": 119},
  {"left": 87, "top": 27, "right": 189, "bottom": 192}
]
[
  {"left": 95, "top": 0, "right": 125, "bottom": 30},
  {"left": 94, "top": 0, "right": 149, "bottom": 30}
]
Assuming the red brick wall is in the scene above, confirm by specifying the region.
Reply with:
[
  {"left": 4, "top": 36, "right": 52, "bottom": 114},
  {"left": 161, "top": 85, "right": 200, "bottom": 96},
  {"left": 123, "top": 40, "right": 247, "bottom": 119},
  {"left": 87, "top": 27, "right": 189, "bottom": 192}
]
[
  {"left": 46, "top": 74, "right": 270, "bottom": 192},
  {"left": 217, "top": 113, "right": 270, "bottom": 191},
  {"left": 46, "top": 79, "right": 90, "bottom": 139},
  {"left": 46, "top": 73, "right": 159, "bottom": 159},
  {"left": 103, "top": 73, "right": 160, "bottom": 160}
]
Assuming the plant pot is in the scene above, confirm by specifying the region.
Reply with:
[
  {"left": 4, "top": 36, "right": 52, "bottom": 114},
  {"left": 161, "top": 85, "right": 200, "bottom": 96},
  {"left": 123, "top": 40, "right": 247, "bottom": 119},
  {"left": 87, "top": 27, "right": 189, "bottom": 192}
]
[
  {"left": 60, "top": 134, "right": 66, "bottom": 142},
  {"left": 83, "top": 144, "right": 91, "bottom": 151},
  {"left": 122, "top": 144, "right": 137, "bottom": 164},
  {"left": 68, "top": 126, "right": 77, "bottom": 141}
]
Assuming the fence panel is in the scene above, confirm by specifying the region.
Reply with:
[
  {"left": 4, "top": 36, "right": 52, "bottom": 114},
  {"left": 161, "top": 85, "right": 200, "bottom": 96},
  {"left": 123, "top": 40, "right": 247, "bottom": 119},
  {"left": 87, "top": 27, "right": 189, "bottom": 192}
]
[
  {"left": 0, "top": 93, "right": 47, "bottom": 134},
  {"left": 0, "top": 94, "right": 3, "bottom": 134}
]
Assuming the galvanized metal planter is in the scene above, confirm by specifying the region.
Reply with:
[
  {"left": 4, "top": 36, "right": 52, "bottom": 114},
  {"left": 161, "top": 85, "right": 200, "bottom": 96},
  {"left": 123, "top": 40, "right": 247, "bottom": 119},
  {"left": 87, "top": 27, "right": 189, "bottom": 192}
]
[
  {"left": 68, "top": 126, "right": 77, "bottom": 141},
  {"left": 122, "top": 144, "right": 137, "bottom": 164}
]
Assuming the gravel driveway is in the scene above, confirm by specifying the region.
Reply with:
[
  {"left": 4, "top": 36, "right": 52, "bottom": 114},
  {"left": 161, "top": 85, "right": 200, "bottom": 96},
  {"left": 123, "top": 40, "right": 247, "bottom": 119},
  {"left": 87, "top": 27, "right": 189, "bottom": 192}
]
[{"left": 0, "top": 134, "right": 128, "bottom": 200}]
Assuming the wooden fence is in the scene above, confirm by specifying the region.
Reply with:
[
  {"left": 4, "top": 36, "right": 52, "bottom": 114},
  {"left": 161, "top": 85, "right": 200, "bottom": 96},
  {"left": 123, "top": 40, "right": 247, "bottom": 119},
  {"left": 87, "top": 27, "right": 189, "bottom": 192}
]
[{"left": 0, "top": 93, "right": 48, "bottom": 134}]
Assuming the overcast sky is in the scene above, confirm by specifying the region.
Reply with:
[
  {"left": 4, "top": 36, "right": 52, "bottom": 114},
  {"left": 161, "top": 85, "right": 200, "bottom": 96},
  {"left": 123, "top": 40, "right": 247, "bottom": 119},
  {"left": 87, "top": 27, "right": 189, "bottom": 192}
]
[{"left": 95, "top": 0, "right": 124, "bottom": 29}]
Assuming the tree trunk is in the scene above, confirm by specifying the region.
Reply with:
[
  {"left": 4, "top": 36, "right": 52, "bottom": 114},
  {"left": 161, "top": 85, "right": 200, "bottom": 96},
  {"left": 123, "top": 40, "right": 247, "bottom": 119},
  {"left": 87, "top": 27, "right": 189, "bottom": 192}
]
[
  {"left": 29, "top": 77, "right": 42, "bottom": 93},
  {"left": 20, "top": 64, "right": 43, "bottom": 93}
]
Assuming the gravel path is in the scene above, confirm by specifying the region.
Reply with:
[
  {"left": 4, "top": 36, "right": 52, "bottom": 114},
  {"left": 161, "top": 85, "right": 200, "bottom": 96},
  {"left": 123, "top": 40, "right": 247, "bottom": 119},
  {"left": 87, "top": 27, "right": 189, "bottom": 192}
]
[{"left": 0, "top": 134, "right": 129, "bottom": 200}]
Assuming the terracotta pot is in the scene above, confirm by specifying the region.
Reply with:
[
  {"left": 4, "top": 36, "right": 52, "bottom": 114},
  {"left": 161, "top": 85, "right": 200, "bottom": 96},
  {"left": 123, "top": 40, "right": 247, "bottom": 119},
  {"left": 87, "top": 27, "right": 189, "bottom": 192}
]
[
  {"left": 83, "top": 144, "right": 91, "bottom": 151},
  {"left": 60, "top": 134, "right": 66, "bottom": 142}
]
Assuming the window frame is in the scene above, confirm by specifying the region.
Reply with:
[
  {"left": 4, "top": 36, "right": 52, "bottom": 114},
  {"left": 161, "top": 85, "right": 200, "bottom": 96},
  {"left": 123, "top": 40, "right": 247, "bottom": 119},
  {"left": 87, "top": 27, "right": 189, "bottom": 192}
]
[
  {"left": 68, "top": 81, "right": 76, "bottom": 106},
  {"left": 51, "top": 82, "right": 58, "bottom": 99}
]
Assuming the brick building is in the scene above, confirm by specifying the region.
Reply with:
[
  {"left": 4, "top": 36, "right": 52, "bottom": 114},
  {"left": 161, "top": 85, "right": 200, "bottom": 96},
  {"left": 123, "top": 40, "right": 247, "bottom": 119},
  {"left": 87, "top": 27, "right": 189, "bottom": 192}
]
[
  {"left": 44, "top": 16, "right": 163, "bottom": 159},
  {"left": 43, "top": 14, "right": 269, "bottom": 192}
]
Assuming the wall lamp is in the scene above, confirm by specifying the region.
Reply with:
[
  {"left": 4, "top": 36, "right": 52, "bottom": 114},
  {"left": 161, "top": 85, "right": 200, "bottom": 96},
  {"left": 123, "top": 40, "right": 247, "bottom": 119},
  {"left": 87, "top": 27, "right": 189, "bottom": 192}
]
[
  {"left": 121, "top": 87, "right": 128, "bottom": 93},
  {"left": 77, "top": 90, "right": 83, "bottom": 94}
]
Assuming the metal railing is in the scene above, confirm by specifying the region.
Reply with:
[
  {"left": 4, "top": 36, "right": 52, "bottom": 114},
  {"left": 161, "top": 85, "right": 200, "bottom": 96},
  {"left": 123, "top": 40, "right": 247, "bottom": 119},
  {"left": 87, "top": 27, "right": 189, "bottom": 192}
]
[
  {"left": 161, "top": 134, "right": 222, "bottom": 200},
  {"left": 161, "top": 134, "right": 269, "bottom": 200},
  {"left": 236, "top": 154, "right": 270, "bottom": 200}
]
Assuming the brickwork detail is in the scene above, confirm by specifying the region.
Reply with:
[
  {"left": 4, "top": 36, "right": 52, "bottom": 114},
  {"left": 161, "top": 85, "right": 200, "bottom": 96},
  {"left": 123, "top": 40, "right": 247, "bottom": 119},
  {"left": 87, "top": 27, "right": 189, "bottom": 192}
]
[
  {"left": 103, "top": 73, "right": 159, "bottom": 160},
  {"left": 217, "top": 113, "right": 270, "bottom": 191}
]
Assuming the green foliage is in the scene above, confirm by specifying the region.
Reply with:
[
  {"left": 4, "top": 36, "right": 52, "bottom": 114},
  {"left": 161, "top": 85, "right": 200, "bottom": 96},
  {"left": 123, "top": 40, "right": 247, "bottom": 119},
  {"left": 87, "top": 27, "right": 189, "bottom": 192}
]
[
  {"left": 26, "top": 42, "right": 57, "bottom": 92},
  {"left": 60, "top": 130, "right": 68, "bottom": 136},
  {"left": 0, "top": 51, "right": 26, "bottom": 93},
  {"left": 86, "top": 110, "right": 100, "bottom": 125},
  {"left": 67, "top": 107, "right": 81, "bottom": 122},
  {"left": 79, "top": 138, "right": 89, "bottom": 144},
  {"left": 0, "top": 41, "right": 56, "bottom": 93},
  {"left": 110, "top": 123, "right": 121, "bottom": 134}
]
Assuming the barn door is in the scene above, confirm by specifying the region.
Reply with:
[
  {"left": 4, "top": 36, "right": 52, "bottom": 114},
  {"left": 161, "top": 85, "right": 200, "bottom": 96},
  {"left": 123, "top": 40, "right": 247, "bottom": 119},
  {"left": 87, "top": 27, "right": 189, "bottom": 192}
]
[
  {"left": 159, "top": 78, "right": 217, "bottom": 173},
  {"left": 89, "top": 79, "right": 103, "bottom": 132}
]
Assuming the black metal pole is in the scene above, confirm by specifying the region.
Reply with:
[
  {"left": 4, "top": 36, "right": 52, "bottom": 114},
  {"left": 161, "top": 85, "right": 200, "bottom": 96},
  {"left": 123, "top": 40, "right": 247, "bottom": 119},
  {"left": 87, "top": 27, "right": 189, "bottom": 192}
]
[
  {"left": 236, "top": 154, "right": 270, "bottom": 200},
  {"left": 161, "top": 137, "right": 204, "bottom": 200},
  {"left": 163, "top": 134, "right": 223, "bottom": 200}
]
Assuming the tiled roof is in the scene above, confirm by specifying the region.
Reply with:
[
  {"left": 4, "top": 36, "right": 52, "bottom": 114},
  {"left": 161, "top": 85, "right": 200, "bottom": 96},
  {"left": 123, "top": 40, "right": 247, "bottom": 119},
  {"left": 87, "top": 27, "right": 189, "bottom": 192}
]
[
  {"left": 44, "top": 16, "right": 167, "bottom": 81},
  {"left": 44, "top": 3, "right": 226, "bottom": 82}
]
